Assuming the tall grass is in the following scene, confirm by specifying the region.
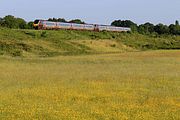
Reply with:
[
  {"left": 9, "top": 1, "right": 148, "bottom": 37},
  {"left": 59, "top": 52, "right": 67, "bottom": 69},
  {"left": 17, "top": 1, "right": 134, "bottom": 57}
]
[{"left": 0, "top": 50, "right": 180, "bottom": 119}]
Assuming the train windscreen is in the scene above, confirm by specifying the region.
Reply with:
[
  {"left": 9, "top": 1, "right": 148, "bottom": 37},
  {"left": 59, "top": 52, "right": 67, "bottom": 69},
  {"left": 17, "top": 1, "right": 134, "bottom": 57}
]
[{"left": 34, "top": 20, "right": 39, "bottom": 24}]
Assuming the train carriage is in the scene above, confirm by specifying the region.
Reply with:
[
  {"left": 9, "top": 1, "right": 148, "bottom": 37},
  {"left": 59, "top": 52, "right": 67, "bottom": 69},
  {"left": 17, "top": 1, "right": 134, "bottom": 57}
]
[
  {"left": 98, "top": 25, "right": 107, "bottom": 31},
  {"left": 57, "top": 22, "right": 72, "bottom": 29},
  {"left": 45, "top": 21, "right": 56, "bottom": 29},
  {"left": 84, "top": 24, "right": 94, "bottom": 31},
  {"left": 33, "top": 20, "right": 131, "bottom": 32},
  {"left": 71, "top": 23, "right": 85, "bottom": 30}
]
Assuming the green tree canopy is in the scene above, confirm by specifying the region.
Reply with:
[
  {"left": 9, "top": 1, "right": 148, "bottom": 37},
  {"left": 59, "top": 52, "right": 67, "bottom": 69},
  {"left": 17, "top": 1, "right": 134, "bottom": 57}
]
[
  {"left": 48, "top": 18, "right": 67, "bottom": 22},
  {"left": 0, "top": 15, "right": 27, "bottom": 29},
  {"left": 175, "top": 20, "right": 179, "bottom": 26},
  {"left": 111, "top": 20, "right": 137, "bottom": 28},
  {"left": 111, "top": 20, "right": 138, "bottom": 32},
  {"left": 16, "top": 18, "right": 27, "bottom": 29},
  {"left": 26, "top": 21, "right": 34, "bottom": 29},
  {"left": 169, "top": 20, "right": 180, "bottom": 35},
  {"left": 69, "top": 19, "right": 85, "bottom": 24},
  {"left": 0, "top": 17, "right": 3, "bottom": 25},
  {"left": 138, "top": 22, "right": 155, "bottom": 34},
  {"left": 154, "top": 24, "right": 169, "bottom": 34}
]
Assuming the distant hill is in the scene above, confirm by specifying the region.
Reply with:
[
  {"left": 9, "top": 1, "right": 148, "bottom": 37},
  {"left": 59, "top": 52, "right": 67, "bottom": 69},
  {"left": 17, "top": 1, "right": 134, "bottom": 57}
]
[{"left": 0, "top": 28, "right": 180, "bottom": 57}]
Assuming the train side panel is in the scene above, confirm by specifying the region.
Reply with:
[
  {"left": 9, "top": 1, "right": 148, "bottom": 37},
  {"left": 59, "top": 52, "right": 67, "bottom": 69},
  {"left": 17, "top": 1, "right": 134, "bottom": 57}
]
[
  {"left": 71, "top": 23, "right": 85, "bottom": 30},
  {"left": 44, "top": 21, "right": 56, "bottom": 29},
  {"left": 57, "top": 22, "right": 72, "bottom": 29},
  {"left": 99, "top": 25, "right": 107, "bottom": 31},
  {"left": 84, "top": 24, "right": 94, "bottom": 31}
]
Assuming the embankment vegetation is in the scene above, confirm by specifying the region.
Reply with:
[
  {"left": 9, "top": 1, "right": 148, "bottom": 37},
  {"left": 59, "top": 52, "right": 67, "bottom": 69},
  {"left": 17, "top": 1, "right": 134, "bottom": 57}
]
[{"left": 0, "top": 27, "right": 179, "bottom": 57}]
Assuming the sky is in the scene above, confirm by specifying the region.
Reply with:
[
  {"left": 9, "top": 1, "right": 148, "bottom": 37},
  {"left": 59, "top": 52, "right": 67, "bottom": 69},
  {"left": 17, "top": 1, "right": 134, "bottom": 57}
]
[{"left": 0, "top": 0, "right": 180, "bottom": 25}]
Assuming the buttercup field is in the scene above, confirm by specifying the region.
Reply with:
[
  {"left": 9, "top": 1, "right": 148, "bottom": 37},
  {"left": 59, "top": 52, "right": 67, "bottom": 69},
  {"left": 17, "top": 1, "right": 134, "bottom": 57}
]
[
  {"left": 1, "top": 0, "right": 180, "bottom": 119},
  {"left": 0, "top": 50, "right": 179, "bottom": 119}
]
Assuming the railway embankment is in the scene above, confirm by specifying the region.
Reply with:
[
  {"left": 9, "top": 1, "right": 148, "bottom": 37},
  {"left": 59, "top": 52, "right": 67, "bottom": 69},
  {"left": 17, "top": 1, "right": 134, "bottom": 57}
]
[{"left": 0, "top": 27, "right": 180, "bottom": 57}]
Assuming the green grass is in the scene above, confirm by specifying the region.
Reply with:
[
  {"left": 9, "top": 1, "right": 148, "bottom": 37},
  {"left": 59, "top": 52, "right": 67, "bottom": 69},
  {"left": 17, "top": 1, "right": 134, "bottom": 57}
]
[
  {"left": 0, "top": 50, "right": 180, "bottom": 119},
  {"left": 0, "top": 28, "right": 180, "bottom": 57}
]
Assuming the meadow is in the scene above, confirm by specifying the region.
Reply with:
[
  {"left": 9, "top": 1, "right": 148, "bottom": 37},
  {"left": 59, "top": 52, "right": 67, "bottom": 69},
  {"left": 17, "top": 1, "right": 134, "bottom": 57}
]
[{"left": 0, "top": 50, "right": 180, "bottom": 119}]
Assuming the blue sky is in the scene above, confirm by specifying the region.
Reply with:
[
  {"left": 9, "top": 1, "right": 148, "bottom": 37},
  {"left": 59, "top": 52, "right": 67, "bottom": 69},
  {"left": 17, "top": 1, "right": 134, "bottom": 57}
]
[{"left": 0, "top": 0, "right": 180, "bottom": 25}]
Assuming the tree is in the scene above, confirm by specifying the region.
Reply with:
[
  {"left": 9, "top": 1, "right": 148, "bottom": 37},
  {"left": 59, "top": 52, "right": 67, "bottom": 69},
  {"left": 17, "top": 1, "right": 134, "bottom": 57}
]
[
  {"left": 1, "top": 15, "right": 27, "bottom": 29},
  {"left": 0, "top": 17, "right": 3, "bottom": 26},
  {"left": 16, "top": 18, "right": 27, "bottom": 29},
  {"left": 2, "top": 15, "right": 18, "bottom": 28},
  {"left": 111, "top": 20, "right": 138, "bottom": 32},
  {"left": 69, "top": 19, "right": 85, "bottom": 24},
  {"left": 57, "top": 18, "right": 67, "bottom": 22},
  {"left": 154, "top": 24, "right": 169, "bottom": 34},
  {"left": 130, "top": 24, "right": 138, "bottom": 32},
  {"left": 138, "top": 25, "right": 146, "bottom": 34},
  {"left": 48, "top": 18, "right": 67, "bottom": 22},
  {"left": 48, "top": 18, "right": 53, "bottom": 21},
  {"left": 175, "top": 20, "right": 179, "bottom": 26},
  {"left": 138, "top": 22, "right": 155, "bottom": 34},
  {"left": 144, "top": 22, "right": 154, "bottom": 33},
  {"left": 111, "top": 20, "right": 137, "bottom": 28},
  {"left": 26, "top": 21, "right": 34, "bottom": 29},
  {"left": 169, "top": 20, "right": 180, "bottom": 35}
]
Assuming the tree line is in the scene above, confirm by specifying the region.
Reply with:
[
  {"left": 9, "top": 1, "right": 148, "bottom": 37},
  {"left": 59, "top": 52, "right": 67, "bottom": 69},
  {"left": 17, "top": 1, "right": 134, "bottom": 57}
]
[
  {"left": 47, "top": 18, "right": 85, "bottom": 24},
  {"left": 0, "top": 15, "right": 34, "bottom": 29},
  {"left": 111, "top": 20, "right": 180, "bottom": 35},
  {"left": 0, "top": 15, "right": 180, "bottom": 35},
  {"left": 0, "top": 16, "right": 85, "bottom": 29}
]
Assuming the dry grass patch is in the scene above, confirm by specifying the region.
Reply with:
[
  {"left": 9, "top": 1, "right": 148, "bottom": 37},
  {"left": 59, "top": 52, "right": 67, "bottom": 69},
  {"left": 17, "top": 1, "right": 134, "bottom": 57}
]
[{"left": 71, "top": 40, "right": 135, "bottom": 53}]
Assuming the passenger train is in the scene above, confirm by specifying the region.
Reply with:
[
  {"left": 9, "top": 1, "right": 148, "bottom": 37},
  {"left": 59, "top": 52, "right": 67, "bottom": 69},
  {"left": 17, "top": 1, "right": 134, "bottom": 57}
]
[{"left": 33, "top": 20, "right": 131, "bottom": 32}]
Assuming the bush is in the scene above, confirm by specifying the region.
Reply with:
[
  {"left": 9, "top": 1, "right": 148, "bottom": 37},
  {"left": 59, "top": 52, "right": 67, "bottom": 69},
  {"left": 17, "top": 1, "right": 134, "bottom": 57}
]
[
  {"left": 41, "top": 31, "right": 48, "bottom": 37},
  {"left": 1, "top": 15, "right": 27, "bottom": 29},
  {"left": 11, "top": 50, "right": 22, "bottom": 57}
]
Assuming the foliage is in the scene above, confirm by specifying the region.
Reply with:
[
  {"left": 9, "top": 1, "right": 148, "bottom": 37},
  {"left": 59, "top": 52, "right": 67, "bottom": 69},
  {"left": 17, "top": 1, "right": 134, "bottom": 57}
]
[
  {"left": 48, "top": 18, "right": 67, "bottom": 22},
  {"left": 26, "top": 21, "right": 34, "bottom": 29},
  {"left": 111, "top": 20, "right": 138, "bottom": 32},
  {"left": 169, "top": 23, "right": 180, "bottom": 35},
  {"left": 0, "top": 15, "right": 27, "bottom": 29},
  {"left": 111, "top": 20, "right": 137, "bottom": 28},
  {"left": 0, "top": 28, "right": 179, "bottom": 57},
  {"left": 0, "top": 17, "right": 3, "bottom": 26},
  {"left": 0, "top": 15, "right": 34, "bottom": 29},
  {"left": 112, "top": 19, "right": 180, "bottom": 35},
  {"left": 154, "top": 24, "right": 169, "bottom": 34},
  {"left": 69, "top": 19, "right": 85, "bottom": 24},
  {"left": 48, "top": 18, "right": 85, "bottom": 24},
  {"left": 138, "top": 22, "right": 155, "bottom": 34}
]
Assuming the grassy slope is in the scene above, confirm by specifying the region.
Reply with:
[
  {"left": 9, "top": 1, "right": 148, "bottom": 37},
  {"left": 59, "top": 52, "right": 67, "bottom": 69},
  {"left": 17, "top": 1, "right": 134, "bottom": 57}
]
[
  {"left": 0, "top": 27, "right": 180, "bottom": 57},
  {"left": 0, "top": 50, "right": 180, "bottom": 119}
]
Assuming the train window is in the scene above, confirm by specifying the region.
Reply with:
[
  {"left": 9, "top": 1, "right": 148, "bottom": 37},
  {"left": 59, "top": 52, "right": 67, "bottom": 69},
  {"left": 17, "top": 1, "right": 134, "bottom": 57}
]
[
  {"left": 85, "top": 25, "right": 93, "bottom": 28},
  {"left": 46, "top": 22, "right": 55, "bottom": 26},
  {"left": 99, "top": 26, "right": 106, "bottom": 29},
  {"left": 72, "top": 24, "right": 83, "bottom": 27},
  {"left": 59, "top": 23, "right": 71, "bottom": 26},
  {"left": 39, "top": 21, "right": 43, "bottom": 24}
]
